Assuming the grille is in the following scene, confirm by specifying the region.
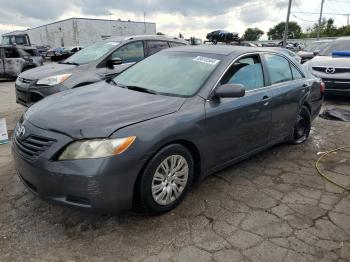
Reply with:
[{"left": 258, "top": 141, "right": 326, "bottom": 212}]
[
  {"left": 312, "top": 67, "right": 350, "bottom": 74},
  {"left": 13, "top": 134, "right": 56, "bottom": 161}
]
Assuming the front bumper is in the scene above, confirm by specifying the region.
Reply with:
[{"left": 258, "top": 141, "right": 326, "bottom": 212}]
[
  {"left": 15, "top": 77, "right": 68, "bottom": 107},
  {"left": 11, "top": 121, "right": 143, "bottom": 214},
  {"left": 322, "top": 79, "right": 350, "bottom": 96}
]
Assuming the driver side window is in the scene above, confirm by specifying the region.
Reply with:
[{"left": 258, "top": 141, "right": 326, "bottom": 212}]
[
  {"left": 220, "top": 55, "right": 264, "bottom": 91},
  {"left": 111, "top": 41, "right": 145, "bottom": 63}
]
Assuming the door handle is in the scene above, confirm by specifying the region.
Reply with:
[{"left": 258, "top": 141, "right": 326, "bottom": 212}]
[{"left": 262, "top": 95, "right": 270, "bottom": 106}]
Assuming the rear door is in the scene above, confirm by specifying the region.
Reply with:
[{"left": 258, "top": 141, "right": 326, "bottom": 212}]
[
  {"left": 262, "top": 53, "right": 306, "bottom": 142},
  {"left": 204, "top": 54, "right": 273, "bottom": 168},
  {"left": 0, "top": 48, "right": 4, "bottom": 77},
  {"left": 3, "top": 47, "right": 25, "bottom": 77},
  {"left": 145, "top": 40, "right": 170, "bottom": 57}
]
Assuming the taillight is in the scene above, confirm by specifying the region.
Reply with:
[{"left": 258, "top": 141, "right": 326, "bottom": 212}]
[{"left": 320, "top": 82, "right": 325, "bottom": 93}]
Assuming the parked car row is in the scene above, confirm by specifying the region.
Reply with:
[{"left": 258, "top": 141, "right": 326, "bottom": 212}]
[{"left": 12, "top": 34, "right": 325, "bottom": 214}]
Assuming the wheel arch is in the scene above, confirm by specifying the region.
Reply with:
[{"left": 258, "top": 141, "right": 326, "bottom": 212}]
[{"left": 132, "top": 139, "right": 202, "bottom": 206}]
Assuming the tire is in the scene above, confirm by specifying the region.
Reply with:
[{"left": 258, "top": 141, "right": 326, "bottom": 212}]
[
  {"left": 290, "top": 106, "right": 311, "bottom": 144},
  {"left": 137, "top": 144, "right": 194, "bottom": 215}
]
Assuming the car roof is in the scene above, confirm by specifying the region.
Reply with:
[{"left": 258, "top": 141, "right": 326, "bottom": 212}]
[
  {"left": 162, "top": 45, "right": 277, "bottom": 56},
  {"left": 103, "top": 35, "right": 187, "bottom": 44}
]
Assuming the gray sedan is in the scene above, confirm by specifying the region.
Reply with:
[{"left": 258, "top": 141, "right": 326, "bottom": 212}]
[{"left": 12, "top": 46, "right": 323, "bottom": 214}]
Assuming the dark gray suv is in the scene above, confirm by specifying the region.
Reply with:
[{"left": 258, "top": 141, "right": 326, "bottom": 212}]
[{"left": 15, "top": 35, "right": 187, "bottom": 106}]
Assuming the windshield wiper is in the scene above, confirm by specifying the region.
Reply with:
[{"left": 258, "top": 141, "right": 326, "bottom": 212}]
[
  {"left": 108, "top": 80, "right": 158, "bottom": 95},
  {"left": 59, "top": 61, "right": 80, "bottom": 66},
  {"left": 124, "top": 85, "right": 158, "bottom": 95}
]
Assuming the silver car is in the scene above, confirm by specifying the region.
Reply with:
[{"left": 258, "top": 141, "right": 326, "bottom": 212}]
[{"left": 304, "top": 37, "right": 350, "bottom": 96}]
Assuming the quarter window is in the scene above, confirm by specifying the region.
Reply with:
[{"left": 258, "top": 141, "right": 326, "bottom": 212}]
[
  {"left": 265, "top": 54, "right": 293, "bottom": 84},
  {"left": 220, "top": 56, "right": 264, "bottom": 91},
  {"left": 147, "top": 41, "right": 170, "bottom": 56},
  {"left": 290, "top": 64, "right": 303, "bottom": 80},
  {"left": 111, "top": 41, "right": 144, "bottom": 63}
]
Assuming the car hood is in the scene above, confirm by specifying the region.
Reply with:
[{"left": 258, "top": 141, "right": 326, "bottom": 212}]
[
  {"left": 25, "top": 81, "right": 186, "bottom": 139},
  {"left": 308, "top": 55, "right": 350, "bottom": 67},
  {"left": 305, "top": 56, "right": 350, "bottom": 78},
  {"left": 19, "top": 62, "right": 88, "bottom": 80}
]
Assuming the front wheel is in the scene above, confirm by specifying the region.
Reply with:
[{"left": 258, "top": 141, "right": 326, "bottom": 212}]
[
  {"left": 290, "top": 106, "right": 311, "bottom": 144},
  {"left": 137, "top": 144, "right": 194, "bottom": 214}
]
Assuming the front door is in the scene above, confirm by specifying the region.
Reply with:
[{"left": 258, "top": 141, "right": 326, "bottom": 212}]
[
  {"left": 104, "top": 41, "right": 145, "bottom": 79},
  {"left": 3, "top": 47, "right": 24, "bottom": 77},
  {"left": 204, "top": 54, "right": 273, "bottom": 169}
]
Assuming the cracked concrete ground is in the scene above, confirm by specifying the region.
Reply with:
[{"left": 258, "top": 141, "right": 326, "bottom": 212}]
[{"left": 0, "top": 80, "right": 349, "bottom": 262}]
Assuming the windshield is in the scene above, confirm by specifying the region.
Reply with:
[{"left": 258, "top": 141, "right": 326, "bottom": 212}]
[
  {"left": 319, "top": 40, "right": 350, "bottom": 56},
  {"left": 113, "top": 52, "right": 222, "bottom": 97},
  {"left": 64, "top": 41, "right": 120, "bottom": 64},
  {"left": 304, "top": 41, "right": 331, "bottom": 52}
]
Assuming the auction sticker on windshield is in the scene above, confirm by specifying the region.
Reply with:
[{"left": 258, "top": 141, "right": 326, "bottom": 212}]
[{"left": 193, "top": 56, "right": 220, "bottom": 65}]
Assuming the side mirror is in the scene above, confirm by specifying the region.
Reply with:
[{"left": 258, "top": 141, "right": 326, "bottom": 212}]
[
  {"left": 214, "top": 84, "right": 245, "bottom": 98},
  {"left": 106, "top": 57, "right": 122, "bottom": 68},
  {"left": 313, "top": 50, "right": 320, "bottom": 56}
]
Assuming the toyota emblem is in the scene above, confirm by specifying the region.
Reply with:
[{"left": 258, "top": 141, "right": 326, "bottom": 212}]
[
  {"left": 16, "top": 125, "right": 26, "bottom": 139},
  {"left": 325, "top": 67, "right": 336, "bottom": 74}
]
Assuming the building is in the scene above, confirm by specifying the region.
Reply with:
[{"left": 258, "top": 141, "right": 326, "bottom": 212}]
[{"left": 2, "top": 18, "right": 156, "bottom": 47}]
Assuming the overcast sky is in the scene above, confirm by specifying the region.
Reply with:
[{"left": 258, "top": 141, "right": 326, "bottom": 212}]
[{"left": 0, "top": 0, "right": 349, "bottom": 40}]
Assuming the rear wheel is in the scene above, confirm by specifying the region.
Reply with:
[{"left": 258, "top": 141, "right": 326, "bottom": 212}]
[
  {"left": 137, "top": 144, "right": 194, "bottom": 214},
  {"left": 290, "top": 106, "right": 311, "bottom": 144}
]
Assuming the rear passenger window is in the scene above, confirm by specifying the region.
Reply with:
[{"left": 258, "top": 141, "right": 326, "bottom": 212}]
[
  {"left": 147, "top": 41, "right": 170, "bottom": 56},
  {"left": 220, "top": 56, "right": 264, "bottom": 91},
  {"left": 290, "top": 64, "right": 303, "bottom": 80},
  {"left": 265, "top": 54, "right": 293, "bottom": 84}
]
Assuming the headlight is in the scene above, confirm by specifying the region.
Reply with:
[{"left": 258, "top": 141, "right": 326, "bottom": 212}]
[
  {"left": 37, "top": 74, "right": 71, "bottom": 86},
  {"left": 59, "top": 136, "right": 136, "bottom": 160}
]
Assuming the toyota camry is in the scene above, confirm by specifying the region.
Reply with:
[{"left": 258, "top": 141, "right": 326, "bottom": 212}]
[{"left": 12, "top": 46, "right": 324, "bottom": 214}]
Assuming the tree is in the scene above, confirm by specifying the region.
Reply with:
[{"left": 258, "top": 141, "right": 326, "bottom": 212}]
[
  {"left": 243, "top": 27, "right": 264, "bottom": 41},
  {"left": 304, "top": 18, "right": 346, "bottom": 38},
  {"left": 267, "top": 22, "right": 302, "bottom": 40}
]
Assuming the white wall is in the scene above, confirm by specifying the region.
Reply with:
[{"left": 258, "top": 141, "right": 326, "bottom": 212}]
[{"left": 25, "top": 19, "right": 156, "bottom": 47}]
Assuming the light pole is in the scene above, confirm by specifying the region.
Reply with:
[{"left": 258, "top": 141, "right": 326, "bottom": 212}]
[{"left": 283, "top": 0, "right": 292, "bottom": 48}]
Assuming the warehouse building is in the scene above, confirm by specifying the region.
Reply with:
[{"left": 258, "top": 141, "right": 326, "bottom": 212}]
[{"left": 2, "top": 18, "right": 156, "bottom": 47}]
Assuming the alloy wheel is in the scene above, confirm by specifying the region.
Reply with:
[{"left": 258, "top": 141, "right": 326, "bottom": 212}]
[{"left": 151, "top": 155, "right": 189, "bottom": 206}]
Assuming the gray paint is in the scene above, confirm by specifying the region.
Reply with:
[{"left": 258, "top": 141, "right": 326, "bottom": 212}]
[
  {"left": 15, "top": 35, "right": 187, "bottom": 107},
  {"left": 12, "top": 46, "right": 323, "bottom": 213}
]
